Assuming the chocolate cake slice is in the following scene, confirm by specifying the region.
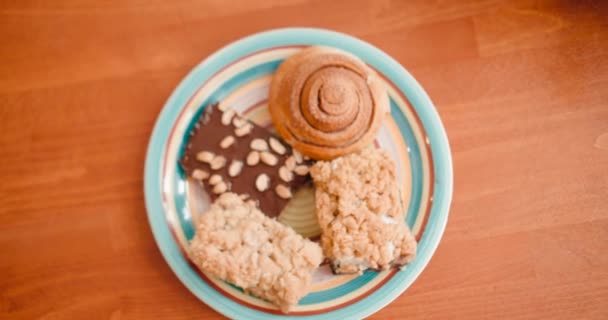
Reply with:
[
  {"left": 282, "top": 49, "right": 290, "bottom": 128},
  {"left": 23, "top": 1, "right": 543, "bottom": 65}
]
[{"left": 180, "top": 103, "right": 312, "bottom": 218}]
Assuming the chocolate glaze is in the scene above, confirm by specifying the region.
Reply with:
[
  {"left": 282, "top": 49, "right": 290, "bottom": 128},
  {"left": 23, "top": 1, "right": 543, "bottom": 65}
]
[{"left": 180, "top": 103, "right": 312, "bottom": 218}]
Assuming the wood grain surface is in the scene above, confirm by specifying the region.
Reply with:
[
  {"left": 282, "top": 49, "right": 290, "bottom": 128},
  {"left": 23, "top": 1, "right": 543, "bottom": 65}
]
[{"left": 1, "top": 1, "right": 607, "bottom": 319}]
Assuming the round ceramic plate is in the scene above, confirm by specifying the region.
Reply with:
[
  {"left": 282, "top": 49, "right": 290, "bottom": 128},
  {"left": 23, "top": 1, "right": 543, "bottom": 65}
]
[{"left": 144, "top": 28, "right": 453, "bottom": 320}]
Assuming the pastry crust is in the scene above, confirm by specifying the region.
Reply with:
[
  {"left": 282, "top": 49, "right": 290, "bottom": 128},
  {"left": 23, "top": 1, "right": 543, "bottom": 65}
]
[{"left": 269, "top": 46, "right": 389, "bottom": 160}]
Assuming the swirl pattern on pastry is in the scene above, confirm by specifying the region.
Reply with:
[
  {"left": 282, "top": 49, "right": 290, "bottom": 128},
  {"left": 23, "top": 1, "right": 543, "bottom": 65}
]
[{"left": 269, "top": 46, "right": 389, "bottom": 160}]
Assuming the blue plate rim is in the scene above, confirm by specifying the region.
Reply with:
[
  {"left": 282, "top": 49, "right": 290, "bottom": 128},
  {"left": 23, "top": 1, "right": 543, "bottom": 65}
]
[{"left": 144, "top": 27, "right": 453, "bottom": 320}]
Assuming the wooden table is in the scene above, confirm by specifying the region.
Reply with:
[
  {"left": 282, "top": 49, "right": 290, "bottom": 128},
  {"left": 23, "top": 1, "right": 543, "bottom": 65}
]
[{"left": 2, "top": 1, "right": 607, "bottom": 319}]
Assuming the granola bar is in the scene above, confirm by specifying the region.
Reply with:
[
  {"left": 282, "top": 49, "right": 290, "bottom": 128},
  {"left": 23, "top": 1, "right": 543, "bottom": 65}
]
[
  {"left": 188, "top": 193, "right": 323, "bottom": 312},
  {"left": 310, "top": 148, "right": 417, "bottom": 274}
]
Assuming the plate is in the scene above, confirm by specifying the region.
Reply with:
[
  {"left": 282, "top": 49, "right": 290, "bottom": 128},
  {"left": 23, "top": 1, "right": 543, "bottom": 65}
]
[{"left": 144, "top": 28, "right": 453, "bottom": 320}]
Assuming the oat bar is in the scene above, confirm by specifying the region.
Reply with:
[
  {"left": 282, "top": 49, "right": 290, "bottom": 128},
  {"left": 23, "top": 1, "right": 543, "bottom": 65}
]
[
  {"left": 189, "top": 193, "right": 323, "bottom": 312},
  {"left": 310, "top": 148, "right": 417, "bottom": 274}
]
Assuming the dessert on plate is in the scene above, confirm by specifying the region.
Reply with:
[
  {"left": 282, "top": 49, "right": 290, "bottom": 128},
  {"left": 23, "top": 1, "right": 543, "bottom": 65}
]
[
  {"left": 310, "top": 148, "right": 417, "bottom": 274},
  {"left": 189, "top": 193, "right": 323, "bottom": 312},
  {"left": 268, "top": 46, "right": 390, "bottom": 160},
  {"left": 180, "top": 103, "right": 312, "bottom": 218}
]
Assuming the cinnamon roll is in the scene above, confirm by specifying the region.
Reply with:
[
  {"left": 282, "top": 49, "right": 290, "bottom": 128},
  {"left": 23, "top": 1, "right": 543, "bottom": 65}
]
[{"left": 269, "top": 46, "right": 389, "bottom": 160}]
